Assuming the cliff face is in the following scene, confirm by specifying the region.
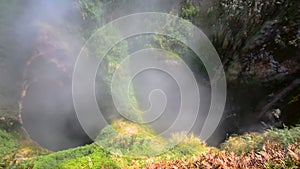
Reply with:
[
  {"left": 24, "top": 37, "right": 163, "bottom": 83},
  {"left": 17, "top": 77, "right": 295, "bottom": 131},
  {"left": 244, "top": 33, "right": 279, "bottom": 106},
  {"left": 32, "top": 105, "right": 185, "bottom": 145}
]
[
  {"left": 182, "top": 0, "right": 299, "bottom": 136},
  {"left": 181, "top": 0, "right": 299, "bottom": 83}
]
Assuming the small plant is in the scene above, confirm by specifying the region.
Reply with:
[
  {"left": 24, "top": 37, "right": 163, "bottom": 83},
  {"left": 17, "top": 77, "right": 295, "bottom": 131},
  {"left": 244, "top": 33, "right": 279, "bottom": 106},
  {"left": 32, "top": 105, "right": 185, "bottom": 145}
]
[
  {"left": 0, "top": 129, "right": 18, "bottom": 168},
  {"left": 221, "top": 132, "right": 265, "bottom": 155},
  {"left": 181, "top": 3, "right": 199, "bottom": 20},
  {"left": 221, "top": 126, "right": 300, "bottom": 155}
]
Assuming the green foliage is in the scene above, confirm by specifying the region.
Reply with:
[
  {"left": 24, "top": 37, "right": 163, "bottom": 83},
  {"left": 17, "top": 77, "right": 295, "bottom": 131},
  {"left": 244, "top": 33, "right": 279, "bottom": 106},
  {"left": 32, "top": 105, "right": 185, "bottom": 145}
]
[
  {"left": 150, "top": 17, "right": 206, "bottom": 75},
  {"left": 288, "top": 93, "right": 300, "bottom": 105},
  {"left": 77, "top": 0, "right": 104, "bottom": 30},
  {"left": 97, "top": 29, "right": 141, "bottom": 121},
  {"left": 96, "top": 120, "right": 167, "bottom": 158},
  {"left": 11, "top": 125, "right": 300, "bottom": 168},
  {"left": 0, "top": 129, "right": 18, "bottom": 168},
  {"left": 265, "top": 127, "right": 300, "bottom": 147},
  {"left": 114, "top": 133, "right": 210, "bottom": 168},
  {"left": 221, "top": 126, "right": 300, "bottom": 155},
  {"left": 181, "top": 3, "right": 199, "bottom": 20},
  {"left": 170, "top": 134, "right": 210, "bottom": 157},
  {"left": 84, "top": 22, "right": 141, "bottom": 121},
  {"left": 0, "top": 119, "right": 49, "bottom": 168},
  {"left": 286, "top": 86, "right": 300, "bottom": 105},
  {"left": 265, "top": 157, "right": 299, "bottom": 169},
  {"left": 181, "top": 0, "right": 300, "bottom": 82},
  {"left": 95, "top": 120, "right": 210, "bottom": 165},
  {"left": 221, "top": 132, "right": 265, "bottom": 155},
  {"left": 15, "top": 144, "right": 117, "bottom": 169},
  {"left": 57, "top": 145, "right": 117, "bottom": 169},
  {"left": 90, "top": 27, "right": 128, "bottom": 82}
]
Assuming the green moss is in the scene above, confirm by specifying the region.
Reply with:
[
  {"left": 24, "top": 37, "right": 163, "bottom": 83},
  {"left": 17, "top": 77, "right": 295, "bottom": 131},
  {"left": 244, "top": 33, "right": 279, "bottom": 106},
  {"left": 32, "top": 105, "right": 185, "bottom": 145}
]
[
  {"left": 89, "top": 26, "right": 142, "bottom": 122},
  {"left": 170, "top": 134, "right": 210, "bottom": 157},
  {"left": 105, "top": 132, "right": 210, "bottom": 168},
  {"left": 57, "top": 145, "right": 117, "bottom": 169},
  {"left": 7, "top": 125, "right": 300, "bottom": 168},
  {"left": 96, "top": 119, "right": 168, "bottom": 158},
  {"left": 15, "top": 144, "right": 117, "bottom": 169}
]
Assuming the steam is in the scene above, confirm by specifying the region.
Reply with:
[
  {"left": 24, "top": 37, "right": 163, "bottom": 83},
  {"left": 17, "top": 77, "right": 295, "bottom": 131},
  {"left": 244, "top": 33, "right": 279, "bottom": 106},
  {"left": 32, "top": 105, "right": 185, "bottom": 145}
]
[
  {"left": 6, "top": 0, "right": 227, "bottom": 151},
  {"left": 14, "top": 0, "right": 89, "bottom": 151},
  {"left": 11, "top": 0, "right": 185, "bottom": 151},
  {"left": 127, "top": 47, "right": 212, "bottom": 136}
]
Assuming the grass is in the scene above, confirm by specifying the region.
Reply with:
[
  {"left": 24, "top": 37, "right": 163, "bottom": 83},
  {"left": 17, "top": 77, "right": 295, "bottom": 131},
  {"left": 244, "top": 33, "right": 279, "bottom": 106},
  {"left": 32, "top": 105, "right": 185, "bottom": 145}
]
[
  {"left": 221, "top": 126, "right": 300, "bottom": 155},
  {"left": 0, "top": 129, "right": 18, "bottom": 168},
  {"left": 0, "top": 127, "right": 49, "bottom": 169},
  {"left": 2, "top": 120, "right": 300, "bottom": 168},
  {"left": 95, "top": 119, "right": 210, "bottom": 161},
  {"left": 15, "top": 144, "right": 117, "bottom": 169},
  {"left": 11, "top": 120, "right": 211, "bottom": 169}
]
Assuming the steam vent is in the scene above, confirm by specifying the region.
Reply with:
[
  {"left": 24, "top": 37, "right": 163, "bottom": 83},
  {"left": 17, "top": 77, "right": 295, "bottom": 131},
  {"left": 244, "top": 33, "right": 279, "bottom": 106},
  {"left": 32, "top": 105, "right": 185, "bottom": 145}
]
[{"left": 0, "top": 0, "right": 299, "bottom": 168}]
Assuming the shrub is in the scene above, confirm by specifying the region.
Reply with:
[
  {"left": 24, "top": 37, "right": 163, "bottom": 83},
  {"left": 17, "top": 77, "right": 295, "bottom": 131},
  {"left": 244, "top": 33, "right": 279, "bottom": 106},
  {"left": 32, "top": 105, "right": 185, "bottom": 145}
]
[{"left": 221, "top": 126, "right": 300, "bottom": 155}]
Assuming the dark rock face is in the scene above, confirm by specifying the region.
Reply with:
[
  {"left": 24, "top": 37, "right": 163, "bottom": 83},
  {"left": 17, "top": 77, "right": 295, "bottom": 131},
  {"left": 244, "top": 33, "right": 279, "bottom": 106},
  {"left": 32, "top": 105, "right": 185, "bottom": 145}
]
[
  {"left": 183, "top": 0, "right": 299, "bottom": 144},
  {"left": 186, "top": 0, "right": 300, "bottom": 82}
]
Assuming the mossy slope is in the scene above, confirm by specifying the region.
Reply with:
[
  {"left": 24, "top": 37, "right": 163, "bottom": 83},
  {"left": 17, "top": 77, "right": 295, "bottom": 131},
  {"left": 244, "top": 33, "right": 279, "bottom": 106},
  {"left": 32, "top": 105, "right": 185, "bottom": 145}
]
[{"left": 7, "top": 121, "right": 300, "bottom": 169}]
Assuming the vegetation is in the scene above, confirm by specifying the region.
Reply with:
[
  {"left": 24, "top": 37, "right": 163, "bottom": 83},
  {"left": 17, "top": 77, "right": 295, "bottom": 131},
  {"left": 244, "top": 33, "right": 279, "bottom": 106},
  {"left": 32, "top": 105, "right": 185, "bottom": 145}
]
[
  {"left": 0, "top": 127, "right": 48, "bottom": 169},
  {"left": 4, "top": 123, "right": 299, "bottom": 168},
  {"left": 14, "top": 144, "right": 117, "bottom": 169},
  {"left": 221, "top": 126, "right": 300, "bottom": 155},
  {"left": 181, "top": 2, "right": 199, "bottom": 20},
  {"left": 146, "top": 141, "right": 300, "bottom": 169},
  {"left": 10, "top": 119, "right": 210, "bottom": 168},
  {"left": 0, "top": 0, "right": 299, "bottom": 168},
  {"left": 0, "top": 129, "right": 18, "bottom": 168}
]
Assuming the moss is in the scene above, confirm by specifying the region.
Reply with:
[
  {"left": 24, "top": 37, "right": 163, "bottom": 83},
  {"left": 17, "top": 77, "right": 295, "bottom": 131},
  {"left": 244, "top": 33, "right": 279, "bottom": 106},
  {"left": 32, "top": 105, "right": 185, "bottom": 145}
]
[
  {"left": 14, "top": 120, "right": 210, "bottom": 168},
  {"left": 8, "top": 123, "right": 300, "bottom": 168},
  {"left": 106, "top": 132, "right": 211, "bottom": 168},
  {"left": 90, "top": 26, "right": 142, "bottom": 122},
  {"left": 54, "top": 145, "right": 117, "bottom": 169},
  {"left": 168, "top": 133, "right": 211, "bottom": 158},
  {"left": 96, "top": 119, "right": 168, "bottom": 158},
  {"left": 15, "top": 144, "right": 117, "bottom": 169}
]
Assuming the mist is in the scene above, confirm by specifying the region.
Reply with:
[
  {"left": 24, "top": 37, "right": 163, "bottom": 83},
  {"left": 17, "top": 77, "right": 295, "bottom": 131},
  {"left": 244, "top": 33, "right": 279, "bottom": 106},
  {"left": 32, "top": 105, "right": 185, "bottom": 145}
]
[
  {"left": 13, "top": 0, "right": 90, "bottom": 151},
  {"left": 3, "top": 0, "right": 231, "bottom": 151}
]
